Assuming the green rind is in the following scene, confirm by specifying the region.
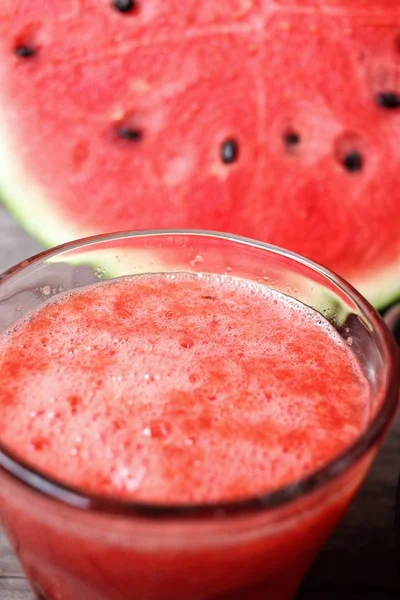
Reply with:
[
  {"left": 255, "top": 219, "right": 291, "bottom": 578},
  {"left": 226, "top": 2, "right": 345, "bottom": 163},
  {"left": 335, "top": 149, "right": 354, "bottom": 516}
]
[
  {"left": 354, "top": 265, "right": 400, "bottom": 311},
  {"left": 0, "top": 183, "right": 74, "bottom": 250},
  {"left": 0, "top": 154, "right": 86, "bottom": 249}
]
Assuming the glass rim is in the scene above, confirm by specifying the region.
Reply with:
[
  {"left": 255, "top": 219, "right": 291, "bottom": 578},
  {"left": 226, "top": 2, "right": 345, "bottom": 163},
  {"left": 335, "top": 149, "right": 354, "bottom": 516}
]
[{"left": 0, "top": 229, "right": 398, "bottom": 520}]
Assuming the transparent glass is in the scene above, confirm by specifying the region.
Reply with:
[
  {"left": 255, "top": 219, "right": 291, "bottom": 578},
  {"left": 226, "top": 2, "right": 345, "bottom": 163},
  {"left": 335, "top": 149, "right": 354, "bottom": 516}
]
[{"left": 0, "top": 230, "right": 398, "bottom": 600}]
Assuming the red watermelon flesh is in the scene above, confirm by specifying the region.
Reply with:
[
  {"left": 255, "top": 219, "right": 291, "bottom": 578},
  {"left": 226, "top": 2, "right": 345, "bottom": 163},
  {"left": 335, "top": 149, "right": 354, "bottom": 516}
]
[{"left": 0, "top": 2, "right": 400, "bottom": 306}]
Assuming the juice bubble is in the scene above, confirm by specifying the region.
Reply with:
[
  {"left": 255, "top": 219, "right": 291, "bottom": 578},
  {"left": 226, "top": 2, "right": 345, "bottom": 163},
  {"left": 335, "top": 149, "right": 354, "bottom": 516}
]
[{"left": 143, "top": 421, "right": 171, "bottom": 439}]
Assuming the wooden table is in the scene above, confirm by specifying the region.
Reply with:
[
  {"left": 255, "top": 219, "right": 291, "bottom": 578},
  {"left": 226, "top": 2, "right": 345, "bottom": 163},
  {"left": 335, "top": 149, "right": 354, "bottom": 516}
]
[{"left": 0, "top": 204, "right": 399, "bottom": 599}]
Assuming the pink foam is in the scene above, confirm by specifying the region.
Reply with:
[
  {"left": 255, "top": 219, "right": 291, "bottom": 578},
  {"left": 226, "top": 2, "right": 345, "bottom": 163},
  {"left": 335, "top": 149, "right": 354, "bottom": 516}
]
[{"left": 0, "top": 273, "right": 369, "bottom": 502}]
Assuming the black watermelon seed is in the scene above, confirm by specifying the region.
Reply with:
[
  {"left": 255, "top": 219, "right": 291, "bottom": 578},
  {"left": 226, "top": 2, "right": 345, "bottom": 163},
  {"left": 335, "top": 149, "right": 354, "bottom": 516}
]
[
  {"left": 113, "top": 0, "right": 136, "bottom": 13},
  {"left": 117, "top": 126, "right": 143, "bottom": 141},
  {"left": 15, "top": 45, "right": 36, "bottom": 58},
  {"left": 376, "top": 91, "right": 400, "bottom": 110},
  {"left": 221, "top": 139, "right": 239, "bottom": 164},
  {"left": 201, "top": 295, "right": 216, "bottom": 300},
  {"left": 284, "top": 130, "right": 300, "bottom": 147},
  {"left": 342, "top": 150, "right": 363, "bottom": 173}
]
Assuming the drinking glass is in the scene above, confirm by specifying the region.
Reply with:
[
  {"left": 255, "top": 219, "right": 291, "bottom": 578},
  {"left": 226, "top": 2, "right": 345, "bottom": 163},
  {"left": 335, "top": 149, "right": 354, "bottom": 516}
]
[{"left": 0, "top": 230, "right": 398, "bottom": 600}]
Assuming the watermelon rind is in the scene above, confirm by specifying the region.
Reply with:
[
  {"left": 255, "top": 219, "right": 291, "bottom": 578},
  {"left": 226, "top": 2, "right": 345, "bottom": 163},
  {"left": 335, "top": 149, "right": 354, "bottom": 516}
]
[{"left": 0, "top": 120, "right": 87, "bottom": 249}]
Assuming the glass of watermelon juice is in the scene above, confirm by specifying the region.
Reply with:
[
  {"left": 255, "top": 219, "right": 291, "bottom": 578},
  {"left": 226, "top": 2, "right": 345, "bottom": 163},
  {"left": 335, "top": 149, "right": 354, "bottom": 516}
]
[{"left": 0, "top": 231, "right": 398, "bottom": 600}]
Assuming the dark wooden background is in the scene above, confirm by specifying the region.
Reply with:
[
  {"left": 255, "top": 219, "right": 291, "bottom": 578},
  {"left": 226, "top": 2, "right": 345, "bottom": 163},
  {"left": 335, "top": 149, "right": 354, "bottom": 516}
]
[{"left": 0, "top": 204, "right": 398, "bottom": 599}]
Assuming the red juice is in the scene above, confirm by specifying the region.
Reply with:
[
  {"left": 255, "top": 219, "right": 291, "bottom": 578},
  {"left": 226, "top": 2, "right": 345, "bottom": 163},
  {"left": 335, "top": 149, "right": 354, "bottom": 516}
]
[{"left": 0, "top": 272, "right": 379, "bottom": 599}]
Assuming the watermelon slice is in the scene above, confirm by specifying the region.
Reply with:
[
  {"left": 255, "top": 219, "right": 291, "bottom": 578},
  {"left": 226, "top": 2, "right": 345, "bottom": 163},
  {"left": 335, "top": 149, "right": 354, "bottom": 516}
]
[{"left": 0, "top": 2, "right": 400, "bottom": 307}]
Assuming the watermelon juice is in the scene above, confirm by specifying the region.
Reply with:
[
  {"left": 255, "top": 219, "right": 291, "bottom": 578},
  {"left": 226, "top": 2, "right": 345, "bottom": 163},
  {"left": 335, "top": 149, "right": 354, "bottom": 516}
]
[{"left": 0, "top": 231, "right": 398, "bottom": 600}]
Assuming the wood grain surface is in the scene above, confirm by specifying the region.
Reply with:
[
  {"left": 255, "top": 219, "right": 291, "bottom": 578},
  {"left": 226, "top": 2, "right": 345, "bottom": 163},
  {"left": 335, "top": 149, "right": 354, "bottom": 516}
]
[{"left": 0, "top": 204, "right": 399, "bottom": 600}]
